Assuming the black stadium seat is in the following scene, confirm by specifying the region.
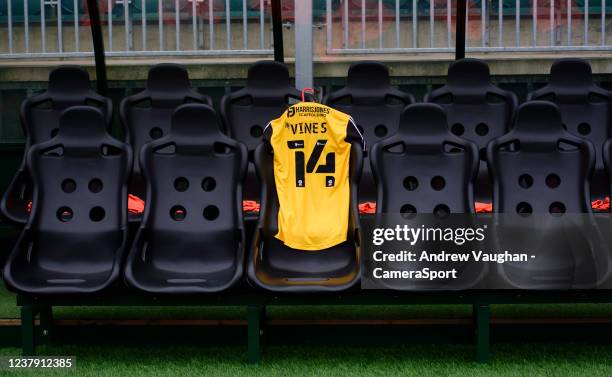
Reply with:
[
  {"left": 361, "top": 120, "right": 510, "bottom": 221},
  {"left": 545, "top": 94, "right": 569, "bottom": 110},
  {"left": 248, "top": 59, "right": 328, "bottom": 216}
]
[
  {"left": 324, "top": 61, "right": 414, "bottom": 201},
  {"left": 1, "top": 66, "right": 112, "bottom": 223},
  {"left": 3, "top": 107, "right": 131, "bottom": 294},
  {"left": 120, "top": 64, "right": 212, "bottom": 198},
  {"left": 371, "top": 103, "right": 479, "bottom": 214},
  {"left": 220, "top": 60, "right": 301, "bottom": 200},
  {"left": 529, "top": 58, "right": 612, "bottom": 200},
  {"left": 487, "top": 101, "right": 605, "bottom": 289},
  {"left": 370, "top": 103, "right": 484, "bottom": 289},
  {"left": 425, "top": 58, "right": 517, "bottom": 202},
  {"left": 247, "top": 130, "right": 363, "bottom": 292},
  {"left": 125, "top": 104, "right": 247, "bottom": 294}
]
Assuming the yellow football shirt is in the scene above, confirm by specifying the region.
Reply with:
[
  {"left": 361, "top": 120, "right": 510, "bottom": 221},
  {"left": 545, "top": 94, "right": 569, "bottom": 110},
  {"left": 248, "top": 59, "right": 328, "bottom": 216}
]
[{"left": 264, "top": 102, "right": 363, "bottom": 250}]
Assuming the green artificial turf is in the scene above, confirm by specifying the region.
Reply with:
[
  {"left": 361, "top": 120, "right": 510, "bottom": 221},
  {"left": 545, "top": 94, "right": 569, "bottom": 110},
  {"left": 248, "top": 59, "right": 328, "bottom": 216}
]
[
  {"left": 1, "top": 343, "right": 611, "bottom": 377},
  {"left": 1, "top": 282, "right": 612, "bottom": 376}
]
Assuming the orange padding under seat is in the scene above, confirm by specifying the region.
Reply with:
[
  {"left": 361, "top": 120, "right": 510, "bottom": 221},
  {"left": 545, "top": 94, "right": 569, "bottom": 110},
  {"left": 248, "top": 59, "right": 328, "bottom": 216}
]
[
  {"left": 475, "top": 202, "right": 493, "bottom": 213},
  {"left": 25, "top": 197, "right": 612, "bottom": 215},
  {"left": 242, "top": 200, "right": 261, "bottom": 213},
  {"left": 128, "top": 194, "right": 145, "bottom": 214},
  {"left": 474, "top": 198, "right": 610, "bottom": 213},
  {"left": 355, "top": 200, "right": 611, "bottom": 214}
]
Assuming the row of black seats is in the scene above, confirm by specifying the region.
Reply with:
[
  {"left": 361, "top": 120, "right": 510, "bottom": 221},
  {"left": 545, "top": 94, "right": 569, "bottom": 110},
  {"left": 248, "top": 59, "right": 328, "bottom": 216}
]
[
  {"left": 2, "top": 98, "right": 611, "bottom": 294},
  {"left": 3, "top": 58, "right": 611, "bottom": 225},
  {"left": 347, "top": 58, "right": 610, "bottom": 203},
  {"left": 2, "top": 58, "right": 612, "bottom": 294},
  {"left": 2, "top": 102, "right": 357, "bottom": 294}
]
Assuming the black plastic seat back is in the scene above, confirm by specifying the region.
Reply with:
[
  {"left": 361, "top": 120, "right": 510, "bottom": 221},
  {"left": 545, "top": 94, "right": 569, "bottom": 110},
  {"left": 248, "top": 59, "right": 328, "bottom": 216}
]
[
  {"left": 1, "top": 66, "right": 112, "bottom": 223},
  {"left": 371, "top": 103, "right": 479, "bottom": 215},
  {"left": 124, "top": 104, "right": 247, "bottom": 293},
  {"left": 120, "top": 64, "right": 212, "bottom": 197},
  {"left": 529, "top": 58, "right": 612, "bottom": 199},
  {"left": 370, "top": 104, "right": 482, "bottom": 290},
  {"left": 488, "top": 101, "right": 594, "bottom": 214},
  {"left": 3, "top": 106, "right": 131, "bottom": 294},
  {"left": 324, "top": 61, "right": 415, "bottom": 201},
  {"left": 247, "top": 131, "right": 363, "bottom": 292},
  {"left": 220, "top": 60, "right": 301, "bottom": 200},
  {"left": 425, "top": 59, "right": 517, "bottom": 201},
  {"left": 487, "top": 102, "right": 599, "bottom": 289}
]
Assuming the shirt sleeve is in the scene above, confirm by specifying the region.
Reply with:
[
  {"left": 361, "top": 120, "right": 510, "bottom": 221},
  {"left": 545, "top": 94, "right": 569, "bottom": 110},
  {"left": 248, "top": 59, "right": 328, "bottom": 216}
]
[
  {"left": 346, "top": 117, "right": 365, "bottom": 151},
  {"left": 262, "top": 121, "right": 273, "bottom": 144}
]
